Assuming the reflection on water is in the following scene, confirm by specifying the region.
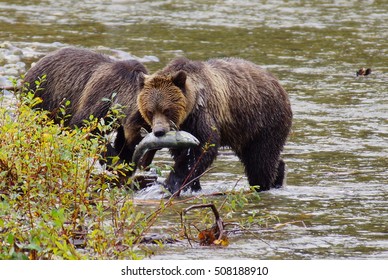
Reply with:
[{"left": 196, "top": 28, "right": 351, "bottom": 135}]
[{"left": 1, "top": 0, "right": 387, "bottom": 259}]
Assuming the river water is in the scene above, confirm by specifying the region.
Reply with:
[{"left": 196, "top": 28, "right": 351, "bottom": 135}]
[{"left": 0, "top": 0, "right": 387, "bottom": 259}]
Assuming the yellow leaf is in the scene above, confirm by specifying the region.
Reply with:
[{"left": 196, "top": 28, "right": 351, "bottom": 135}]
[
  {"left": 213, "top": 237, "right": 229, "bottom": 246},
  {"left": 42, "top": 132, "right": 53, "bottom": 142}
]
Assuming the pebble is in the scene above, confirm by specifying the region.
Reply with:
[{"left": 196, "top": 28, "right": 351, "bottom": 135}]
[{"left": 0, "top": 41, "right": 27, "bottom": 79}]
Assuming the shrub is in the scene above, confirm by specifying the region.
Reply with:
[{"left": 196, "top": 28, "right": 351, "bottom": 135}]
[{"left": 0, "top": 83, "right": 145, "bottom": 259}]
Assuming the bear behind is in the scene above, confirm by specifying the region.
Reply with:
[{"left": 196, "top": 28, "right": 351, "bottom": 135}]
[
  {"left": 138, "top": 57, "right": 292, "bottom": 194},
  {"left": 24, "top": 47, "right": 150, "bottom": 164}
]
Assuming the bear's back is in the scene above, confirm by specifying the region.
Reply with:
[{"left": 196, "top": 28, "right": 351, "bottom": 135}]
[
  {"left": 24, "top": 47, "right": 114, "bottom": 112},
  {"left": 166, "top": 57, "right": 291, "bottom": 144},
  {"left": 71, "top": 59, "right": 147, "bottom": 124}
]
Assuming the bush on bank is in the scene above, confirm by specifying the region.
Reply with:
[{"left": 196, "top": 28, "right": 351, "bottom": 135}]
[{"left": 0, "top": 82, "right": 148, "bottom": 259}]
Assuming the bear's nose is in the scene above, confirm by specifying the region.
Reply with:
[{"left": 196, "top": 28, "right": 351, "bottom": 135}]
[{"left": 153, "top": 127, "right": 167, "bottom": 137}]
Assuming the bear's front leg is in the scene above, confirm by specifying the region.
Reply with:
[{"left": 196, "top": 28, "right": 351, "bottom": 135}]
[
  {"left": 165, "top": 139, "right": 219, "bottom": 195},
  {"left": 164, "top": 147, "right": 201, "bottom": 194}
]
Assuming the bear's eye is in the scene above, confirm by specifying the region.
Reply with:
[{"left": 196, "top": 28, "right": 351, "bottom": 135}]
[{"left": 146, "top": 110, "right": 153, "bottom": 120}]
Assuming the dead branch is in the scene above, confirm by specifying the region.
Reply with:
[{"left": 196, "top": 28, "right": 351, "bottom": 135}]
[
  {"left": 181, "top": 203, "right": 227, "bottom": 246},
  {"left": 1, "top": 85, "right": 19, "bottom": 91}
]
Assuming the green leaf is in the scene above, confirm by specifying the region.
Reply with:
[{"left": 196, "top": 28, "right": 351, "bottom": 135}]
[{"left": 7, "top": 233, "right": 14, "bottom": 245}]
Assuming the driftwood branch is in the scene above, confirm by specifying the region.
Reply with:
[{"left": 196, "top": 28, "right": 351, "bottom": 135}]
[
  {"left": 0, "top": 85, "right": 19, "bottom": 91},
  {"left": 181, "top": 203, "right": 227, "bottom": 246}
]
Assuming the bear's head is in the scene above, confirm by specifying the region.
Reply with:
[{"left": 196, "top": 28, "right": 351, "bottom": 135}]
[{"left": 138, "top": 71, "right": 193, "bottom": 137}]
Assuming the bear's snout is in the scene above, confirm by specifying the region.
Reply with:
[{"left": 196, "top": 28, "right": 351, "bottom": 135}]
[{"left": 152, "top": 112, "right": 170, "bottom": 137}]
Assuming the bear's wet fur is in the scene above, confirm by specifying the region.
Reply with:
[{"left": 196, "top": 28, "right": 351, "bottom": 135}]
[
  {"left": 24, "top": 47, "right": 150, "bottom": 164},
  {"left": 138, "top": 57, "right": 292, "bottom": 194}
]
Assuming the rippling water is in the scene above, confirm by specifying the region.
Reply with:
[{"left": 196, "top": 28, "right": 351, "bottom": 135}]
[{"left": 1, "top": 0, "right": 387, "bottom": 259}]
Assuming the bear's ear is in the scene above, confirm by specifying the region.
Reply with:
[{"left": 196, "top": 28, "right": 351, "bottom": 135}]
[
  {"left": 139, "top": 74, "right": 150, "bottom": 88},
  {"left": 172, "top": 71, "right": 187, "bottom": 91}
]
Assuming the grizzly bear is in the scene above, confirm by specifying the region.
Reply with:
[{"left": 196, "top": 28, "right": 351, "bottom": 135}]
[
  {"left": 138, "top": 57, "right": 292, "bottom": 194},
  {"left": 24, "top": 47, "right": 151, "bottom": 165}
]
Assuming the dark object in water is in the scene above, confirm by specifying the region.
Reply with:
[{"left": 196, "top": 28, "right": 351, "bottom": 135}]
[
  {"left": 131, "top": 174, "right": 158, "bottom": 190},
  {"left": 132, "top": 130, "right": 200, "bottom": 169},
  {"left": 357, "top": 68, "right": 372, "bottom": 76}
]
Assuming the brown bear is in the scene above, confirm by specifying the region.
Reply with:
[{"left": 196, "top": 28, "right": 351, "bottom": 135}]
[
  {"left": 138, "top": 57, "right": 292, "bottom": 194},
  {"left": 23, "top": 47, "right": 151, "bottom": 164}
]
